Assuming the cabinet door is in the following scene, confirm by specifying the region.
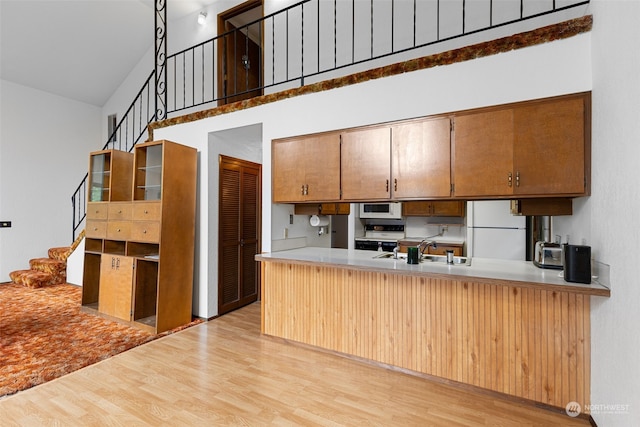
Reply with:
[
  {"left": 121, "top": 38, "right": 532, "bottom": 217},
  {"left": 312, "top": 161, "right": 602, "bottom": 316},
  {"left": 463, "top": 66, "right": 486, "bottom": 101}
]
[
  {"left": 453, "top": 109, "right": 514, "bottom": 197},
  {"left": 392, "top": 117, "right": 451, "bottom": 198},
  {"left": 98, "top": 254, "right": 134, "bottom": 321},
  {"left": 513, "top": 95, "right": 586, "bottom": 195},
  {"left": 341, "top": 127, "right": 391, "bottom": 200},
  {"left": 430, "top": 201, "right": 465, "bottom": 217},
  {"left": 336, "top": 203, "right": 351, "bottom": 215},
  {"left": 403, "top": 201, "right": 464, "bottom": 217},
  {"left": 272, "top": 133, "right": 341, "bottom": 202}
]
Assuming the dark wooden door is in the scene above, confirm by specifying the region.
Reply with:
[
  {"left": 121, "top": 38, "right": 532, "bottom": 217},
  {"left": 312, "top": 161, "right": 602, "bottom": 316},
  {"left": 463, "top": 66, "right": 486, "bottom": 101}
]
[
  {"left": 219, "top": 156, "right": 261, "bottom": 315},
  {"left": 217, "top": 1, "right": 263, "bottom": 105}
]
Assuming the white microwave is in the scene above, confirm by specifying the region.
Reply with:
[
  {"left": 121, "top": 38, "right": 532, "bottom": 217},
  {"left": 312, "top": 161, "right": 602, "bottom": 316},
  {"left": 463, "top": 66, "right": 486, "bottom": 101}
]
[{"left": 359, "top": 202, "right": 403, "bottom": 219}]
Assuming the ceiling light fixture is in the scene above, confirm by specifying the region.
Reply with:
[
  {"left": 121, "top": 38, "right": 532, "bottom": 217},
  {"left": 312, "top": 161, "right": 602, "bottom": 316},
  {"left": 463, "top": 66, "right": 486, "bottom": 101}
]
[{"left": 198, "top": 12, "right": 207, "bottom": 26}]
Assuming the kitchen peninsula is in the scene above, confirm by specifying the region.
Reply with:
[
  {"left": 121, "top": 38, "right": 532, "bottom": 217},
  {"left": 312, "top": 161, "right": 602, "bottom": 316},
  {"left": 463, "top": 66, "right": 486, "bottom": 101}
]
[{"left": 257, "top": 247, "right": 609, "bottom": 412}]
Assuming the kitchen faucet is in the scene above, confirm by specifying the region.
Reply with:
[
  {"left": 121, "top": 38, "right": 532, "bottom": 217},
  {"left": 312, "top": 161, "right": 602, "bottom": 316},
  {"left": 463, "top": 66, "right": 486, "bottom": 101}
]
[
  {"left": 417, "top": 230, "right": 445, "bottom": 255},
  {"left": 417, "top": 240, "right": 437, "bottom": 255}
]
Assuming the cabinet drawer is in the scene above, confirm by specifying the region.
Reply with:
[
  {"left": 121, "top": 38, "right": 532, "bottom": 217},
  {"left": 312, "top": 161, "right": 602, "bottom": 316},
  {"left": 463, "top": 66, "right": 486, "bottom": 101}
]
[
  {"left": 133, "top": 202, "right": 161, "bottom": 221},
  {"left": 130, "top": 221, "right": 160, "bottom": 242},
  {"left": 106, "top": 221, "right": 131, "bottom": 240},
  {"left": 86, "top": 203, "right": 108, "bottom": 220},
  {"left": 108, "top": 202, "right": 133, "bottom": 220},
  {"left": 86, "top": 220, "right": 107, "bottom": 238}
]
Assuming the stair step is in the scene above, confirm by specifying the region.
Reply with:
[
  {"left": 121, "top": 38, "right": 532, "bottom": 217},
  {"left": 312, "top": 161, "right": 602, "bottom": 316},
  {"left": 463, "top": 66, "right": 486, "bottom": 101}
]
[
  {"left": 10, "top": 246, "right": 71, "bottom": 288},
  {"left": 29, "top": 257, "right": 66, "bottom": 280},
  {"left": 10, "top": 269, "right": 56, "bottom": 289},
  {"left": 48, "top": 246, "right": 72, "bottom": 262}
]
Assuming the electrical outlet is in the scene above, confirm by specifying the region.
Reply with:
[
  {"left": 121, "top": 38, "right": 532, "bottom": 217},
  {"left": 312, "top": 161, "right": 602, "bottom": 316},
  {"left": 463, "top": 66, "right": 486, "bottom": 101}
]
[
  {"left": 289, "top": 214, "right": 294, "bottom": 225},
  {"left": 0, "top": 221, "right": 11, "bottom": 228},
  {"left": 283, "top": 228, "right": 288, "bottom": 239}
]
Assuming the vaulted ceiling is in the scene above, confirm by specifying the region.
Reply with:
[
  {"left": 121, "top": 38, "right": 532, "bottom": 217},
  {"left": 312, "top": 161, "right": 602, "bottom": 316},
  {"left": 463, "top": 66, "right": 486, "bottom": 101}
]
[{"left": 0, "top": 0, "right": 215, "bottom": 107}]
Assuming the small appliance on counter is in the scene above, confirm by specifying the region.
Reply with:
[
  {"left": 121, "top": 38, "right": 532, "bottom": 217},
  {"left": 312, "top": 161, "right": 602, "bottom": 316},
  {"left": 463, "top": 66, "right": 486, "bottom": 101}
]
[
  {"left": 533, "top": 241, "right": 563, "bottom": 270},
  {"left": 564, "top": 244, "right": 592, "bottom": 284}
]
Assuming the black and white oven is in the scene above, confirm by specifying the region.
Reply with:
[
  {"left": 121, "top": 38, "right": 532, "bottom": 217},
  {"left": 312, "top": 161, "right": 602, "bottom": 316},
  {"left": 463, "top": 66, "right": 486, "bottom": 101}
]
[{"left": 355, "top": 223, "right": 405, "bottom": 252}]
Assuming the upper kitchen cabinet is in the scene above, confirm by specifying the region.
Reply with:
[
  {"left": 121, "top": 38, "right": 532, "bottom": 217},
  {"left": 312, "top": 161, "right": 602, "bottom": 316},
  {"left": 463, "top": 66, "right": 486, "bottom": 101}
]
[
  {"left": 512, "top": 94, "right": 589, "bottom": 196},
  {"left": 452, "top": 108, "right": 514, "bottom": 197},
  {"left": 392, "top": 117, "right": 452, "bottom": 198},
  {"left": 341, "top": 126, "right": 391, "bottom": 200},
  {"left": 403, "top": 200, "right": 464, "bottom": 217},
  {"left": 453, "top": 92, "right": 590, "bottom": 198},
  {"left": 272, "top": 132, "right": 341, "bottom": 203}
]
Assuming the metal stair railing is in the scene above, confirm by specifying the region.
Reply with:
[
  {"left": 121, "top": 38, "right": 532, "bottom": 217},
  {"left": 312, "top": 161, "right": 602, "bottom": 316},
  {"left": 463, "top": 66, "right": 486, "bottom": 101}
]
[{"left": 71, "top": 0, "right": 590, "bottom": 240}]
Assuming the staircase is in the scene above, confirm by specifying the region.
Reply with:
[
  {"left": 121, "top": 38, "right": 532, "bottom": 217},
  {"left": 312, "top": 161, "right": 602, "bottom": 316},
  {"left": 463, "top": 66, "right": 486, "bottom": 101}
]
[{"left": 9, "top": 230, "right": 85, "bottom": 289}]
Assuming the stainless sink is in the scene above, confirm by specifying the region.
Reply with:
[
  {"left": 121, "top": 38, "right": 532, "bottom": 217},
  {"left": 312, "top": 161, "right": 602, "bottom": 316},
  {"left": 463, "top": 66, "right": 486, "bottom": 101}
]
[
  {"left": 372, "top": 252, "right": 472, "bottom": 266},
  {"left": 422, "top": 254, "right": 472, "bottom": 266}
]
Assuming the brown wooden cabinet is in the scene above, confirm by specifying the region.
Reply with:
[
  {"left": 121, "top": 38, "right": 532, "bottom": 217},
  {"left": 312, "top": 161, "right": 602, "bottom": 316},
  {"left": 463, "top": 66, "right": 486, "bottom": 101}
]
[
  {"left": 272, "top": 92, "right": 590, "bottom": 206},
  {"left": 82, "top": 140, "right": 197, "bottom": 334},
  {"left": 98, "top": 254, "right": 135, "bottom": 320},
  {"left": 427, "top": 244, "right": 463, "bottom": 256},
  {"left": 340, "top": 126, "right": 391, "bottom": 200},
  {"left": 392, "top": 117, "right": 452, "bottom": 198},
  {"left": 453, "top": 93, "right": 590, "bottom": 198},
  {"left": 294, "top": 203, "right": 350, "bottom": 215},
  {"left": 397, "top": 240, "right": 463, "bottom": 256},
  {"left": 272, "top": 132, "right": 341, "bottom": 203},
  {"left": 403, "top": 201, "right": 464, "bottom": 217}
]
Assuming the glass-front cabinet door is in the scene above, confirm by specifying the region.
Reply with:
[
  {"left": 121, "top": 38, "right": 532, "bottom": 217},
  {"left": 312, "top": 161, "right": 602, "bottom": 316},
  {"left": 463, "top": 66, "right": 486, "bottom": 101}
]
[
  {"left": 87, "top": 149, "right": 133, "bottom": 203},
  {"left": 134, "top": 143, "right": 163, "bottom": 201},
  {"left": 89, "top": 152, "right": 109, "bottom": 202}
]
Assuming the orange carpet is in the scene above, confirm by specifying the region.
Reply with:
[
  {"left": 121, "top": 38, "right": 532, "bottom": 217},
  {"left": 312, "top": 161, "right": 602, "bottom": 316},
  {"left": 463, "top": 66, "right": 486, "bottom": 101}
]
[{"left": 0, "top": 282, "right": 202, "bottom": 398}]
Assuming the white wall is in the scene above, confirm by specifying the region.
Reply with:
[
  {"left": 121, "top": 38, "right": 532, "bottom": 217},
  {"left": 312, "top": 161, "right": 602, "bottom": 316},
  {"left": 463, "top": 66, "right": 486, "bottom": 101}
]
[
  {"left": 584, "top": 1, "right": 640, "bottom": 425},
  {"left": 0, "top": 80, "right": 101, "bottom": 281}
]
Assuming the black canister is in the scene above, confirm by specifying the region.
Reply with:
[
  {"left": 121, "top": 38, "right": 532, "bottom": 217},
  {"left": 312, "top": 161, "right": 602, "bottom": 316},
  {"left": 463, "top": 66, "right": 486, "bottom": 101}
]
[
  {"left": 564, "top": 244, "right": 591, "bottom": 284},
  {"left": 407, "top": 247, "right": 420, "bottom": 264}
]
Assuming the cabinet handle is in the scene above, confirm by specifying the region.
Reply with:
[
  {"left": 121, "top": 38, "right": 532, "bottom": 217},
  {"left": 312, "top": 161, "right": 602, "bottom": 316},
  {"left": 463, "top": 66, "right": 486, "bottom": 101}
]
[
  {"left": 394, "top": 178, "right": 397, "bottom": 192},
  {"left": 117, "top": 228, "right": 121, "bottom": 232},
  {"left": 516, "top": 171, "right": 520, "bottom": 187},
  {"left": 143, "top": 229, "right": 147, "bottom": 234},
  {"left": 508, "top": 172, "right": 513, "bottom": 187},
  {"left": 305, "top": 184, "right": 309, "bottom": 195},
  {"left": 386, "top": 179, "right": 389, "bottom": 192},
  {"left": 144, "top": 210, "right": 148, "bottom": 214},
  {"left": 301, "top": 184, "right": 305, "bottom": 196}
]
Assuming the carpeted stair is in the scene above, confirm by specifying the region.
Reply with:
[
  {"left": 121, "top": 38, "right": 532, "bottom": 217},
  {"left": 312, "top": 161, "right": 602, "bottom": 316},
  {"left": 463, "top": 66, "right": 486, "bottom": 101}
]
[
  {"left": 9, "top": 247, "right": 71, "bottom": 289},
  {"left": 8, "top": 231, "right": 85, "bottom": 289}
]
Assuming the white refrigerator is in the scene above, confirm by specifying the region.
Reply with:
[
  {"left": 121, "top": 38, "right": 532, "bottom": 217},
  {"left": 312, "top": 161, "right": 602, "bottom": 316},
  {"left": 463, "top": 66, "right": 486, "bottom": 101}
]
[{"left": 466, "top": 200, "right": 527, "bottom": 260}]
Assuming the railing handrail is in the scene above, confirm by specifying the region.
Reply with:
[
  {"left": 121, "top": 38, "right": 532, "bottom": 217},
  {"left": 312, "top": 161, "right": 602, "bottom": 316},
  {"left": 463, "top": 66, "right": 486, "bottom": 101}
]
[{"left": 71, "top": 0, "right": 590, "bottom": 240}]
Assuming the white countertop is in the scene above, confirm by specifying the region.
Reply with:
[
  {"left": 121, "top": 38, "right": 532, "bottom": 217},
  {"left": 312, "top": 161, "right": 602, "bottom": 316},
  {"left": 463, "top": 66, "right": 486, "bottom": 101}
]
[{"left": 256, "top": 247, "right": 610, "bottom": 296}]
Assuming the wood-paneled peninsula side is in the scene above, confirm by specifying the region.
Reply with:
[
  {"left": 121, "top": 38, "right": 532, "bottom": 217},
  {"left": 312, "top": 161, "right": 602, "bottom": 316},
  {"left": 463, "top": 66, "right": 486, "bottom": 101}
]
[{"left": 256, "top": 247, "right": 610, "bottom": 413}]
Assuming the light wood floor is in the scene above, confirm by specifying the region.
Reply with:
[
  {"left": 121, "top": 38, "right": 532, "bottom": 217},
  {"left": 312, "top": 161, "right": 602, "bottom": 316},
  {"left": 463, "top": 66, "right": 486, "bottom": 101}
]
[{"left": 0, "top": 302, "right": 590, "bottom": 426}]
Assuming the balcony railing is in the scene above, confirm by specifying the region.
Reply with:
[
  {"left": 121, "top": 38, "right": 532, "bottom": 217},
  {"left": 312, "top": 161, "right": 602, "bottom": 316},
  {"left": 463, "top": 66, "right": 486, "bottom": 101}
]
[{"left": 72, "top": 0, "right": 590, "bottom": 240}]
